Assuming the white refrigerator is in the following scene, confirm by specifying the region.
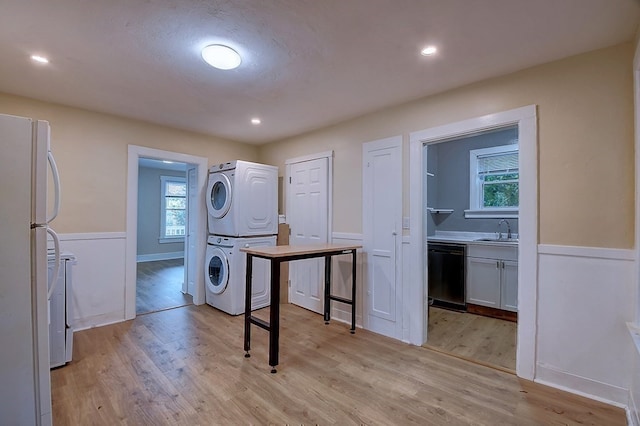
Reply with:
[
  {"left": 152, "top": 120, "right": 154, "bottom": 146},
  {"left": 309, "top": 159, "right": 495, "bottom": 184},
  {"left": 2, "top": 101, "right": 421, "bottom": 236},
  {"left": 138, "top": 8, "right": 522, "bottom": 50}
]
[{"left": 0, "top": 113, "right": 61, "bottom": 425}]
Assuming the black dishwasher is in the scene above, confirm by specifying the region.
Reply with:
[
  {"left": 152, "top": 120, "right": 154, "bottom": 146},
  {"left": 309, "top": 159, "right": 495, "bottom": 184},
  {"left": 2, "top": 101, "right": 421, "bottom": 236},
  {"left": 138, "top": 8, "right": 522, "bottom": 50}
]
[{"left": 428, "top": 242, "right": 466, "bottom": 311}]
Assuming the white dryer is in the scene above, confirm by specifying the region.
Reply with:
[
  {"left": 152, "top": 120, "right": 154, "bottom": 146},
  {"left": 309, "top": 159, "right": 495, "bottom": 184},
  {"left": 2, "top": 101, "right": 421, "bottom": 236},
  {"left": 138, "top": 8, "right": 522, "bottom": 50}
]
[
  {"left": 204, "top": 234, "right": 276, "bottom": 315},
  {"left": 206, "top": 160, "right": 278, "bottom": 237}
]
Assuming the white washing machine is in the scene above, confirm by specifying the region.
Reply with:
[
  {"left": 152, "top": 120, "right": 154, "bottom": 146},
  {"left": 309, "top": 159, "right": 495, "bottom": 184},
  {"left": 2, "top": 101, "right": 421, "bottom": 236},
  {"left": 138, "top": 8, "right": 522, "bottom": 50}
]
[
  {"left": 204, "top": 234, "right": 276, "bottom": 315},
  {"left": 206, "top": 160, "right": 278, "bottom": 237}
]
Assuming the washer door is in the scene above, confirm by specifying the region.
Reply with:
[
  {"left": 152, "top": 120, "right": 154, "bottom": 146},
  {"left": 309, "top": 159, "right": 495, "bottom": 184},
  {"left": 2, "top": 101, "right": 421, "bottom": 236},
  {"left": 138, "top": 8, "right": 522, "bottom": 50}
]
[
  {"left": 206, "top": 173, "right": 232, "bottom": 219},
  {"left": 205, "top": 247, "right": 229, "bottom": 295}
]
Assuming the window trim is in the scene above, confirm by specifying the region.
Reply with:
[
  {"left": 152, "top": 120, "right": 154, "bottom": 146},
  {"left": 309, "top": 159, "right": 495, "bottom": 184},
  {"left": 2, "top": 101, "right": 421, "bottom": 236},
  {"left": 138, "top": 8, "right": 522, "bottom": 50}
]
[
  {"left": 160, "top": 175, "right": 186, "bottom": 243},
  {"left": 465, "top": 144, "right": 519, "bottom": 219}
]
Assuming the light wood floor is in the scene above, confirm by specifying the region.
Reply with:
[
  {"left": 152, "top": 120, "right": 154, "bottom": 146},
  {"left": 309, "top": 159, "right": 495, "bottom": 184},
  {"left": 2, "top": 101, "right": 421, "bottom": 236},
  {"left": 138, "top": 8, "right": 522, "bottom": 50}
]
[
  {"left": 425, "top": 307, "right": 517, "bottom": 372},
  {"left": 51, "top": 304, "right": 625, "bottom": 425},
  {"left": 136, "top": 259, "right": 192, "bottom": 315}
]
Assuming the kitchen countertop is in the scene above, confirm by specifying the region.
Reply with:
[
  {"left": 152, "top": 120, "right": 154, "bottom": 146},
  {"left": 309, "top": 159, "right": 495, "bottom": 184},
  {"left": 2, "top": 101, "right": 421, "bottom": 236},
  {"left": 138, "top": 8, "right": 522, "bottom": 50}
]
[{"left": 427, "top": 231, "right": 519, "bottom": 247}]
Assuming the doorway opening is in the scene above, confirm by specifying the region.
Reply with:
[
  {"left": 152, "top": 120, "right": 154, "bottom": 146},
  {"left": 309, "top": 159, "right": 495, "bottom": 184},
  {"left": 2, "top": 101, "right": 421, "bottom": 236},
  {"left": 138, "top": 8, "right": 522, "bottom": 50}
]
[
  {"left": 409, "top": 105, "right": 538, "bottom": 380},
  {"left": 135, "top": 158, "right": 191, "bottom": 315},
  {"left": 125, "top": 145, "right": 209, "bottom": 321},
  {"left": 423, "top": 127, "right": 519, "bottom": 372}
]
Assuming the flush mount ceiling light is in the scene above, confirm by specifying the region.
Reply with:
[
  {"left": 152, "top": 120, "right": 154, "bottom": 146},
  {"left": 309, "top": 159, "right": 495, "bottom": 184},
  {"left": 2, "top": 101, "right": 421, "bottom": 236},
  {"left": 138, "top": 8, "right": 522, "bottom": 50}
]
[
  {"left": 251, "top": 118, "right": 261, "bottom": 125},
  {"left": 420, "top": 46, "right": 437, "bottom": 56},
  {"left": 31, "top": 54, "right": 49, "bottom": 64},
  {"left": 201, "top": 44, "right": 241, "bottom": 70}
]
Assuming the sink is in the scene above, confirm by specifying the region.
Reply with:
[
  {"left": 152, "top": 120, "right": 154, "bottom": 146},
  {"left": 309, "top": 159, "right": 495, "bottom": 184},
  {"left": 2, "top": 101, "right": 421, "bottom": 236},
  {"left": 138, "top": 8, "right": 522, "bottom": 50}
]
[{"left": 474, "top": 238, "right": 519, "bottom": 243}]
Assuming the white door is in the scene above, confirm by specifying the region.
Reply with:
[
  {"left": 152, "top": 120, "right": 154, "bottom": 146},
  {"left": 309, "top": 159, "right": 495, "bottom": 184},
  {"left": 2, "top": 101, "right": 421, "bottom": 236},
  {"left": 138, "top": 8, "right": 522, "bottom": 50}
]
[
  {"left": 184, "top": 165, "right": 197, "bottom": 295},
  {"left": 363, "top": 136, "right": 402, "bottom": 339},
  {"left": 286, "top": 156, "right": 329, "bottom": 313}
]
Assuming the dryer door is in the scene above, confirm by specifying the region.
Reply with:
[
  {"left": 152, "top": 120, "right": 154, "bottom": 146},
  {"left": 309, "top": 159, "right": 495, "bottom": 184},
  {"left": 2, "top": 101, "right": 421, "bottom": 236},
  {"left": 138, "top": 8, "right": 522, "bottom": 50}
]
[
  {"left": 205, "top": 246, "right": 230, "bottom": 295},
  {"left": 206, "top": 172, "right": 232, "bottom": 219}
]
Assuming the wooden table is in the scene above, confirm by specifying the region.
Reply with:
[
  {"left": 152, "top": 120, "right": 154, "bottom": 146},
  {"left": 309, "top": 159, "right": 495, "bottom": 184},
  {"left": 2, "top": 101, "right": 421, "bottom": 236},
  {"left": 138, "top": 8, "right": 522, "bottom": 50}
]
[{"left": 240, "top": 243, "right": 361, "bottom": 373}]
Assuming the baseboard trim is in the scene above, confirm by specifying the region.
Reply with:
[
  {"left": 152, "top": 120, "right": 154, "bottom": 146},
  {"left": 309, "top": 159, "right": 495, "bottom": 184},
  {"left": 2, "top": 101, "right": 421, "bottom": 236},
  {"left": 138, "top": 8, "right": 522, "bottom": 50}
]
[
  {"left": 536, "top": 363, "right": 628, "bottom": 408},
  {"left": 137, "top": 252, "right": 184, "bottom": 262},
  {"left": 330, "top": 307, "right": 363, "bottom": 329},
  {"left": 466, "top": 304, "right": 517, "bottom": 322},
  {"left": 73, "top": 311, "right": 125, "bottom": 332}
]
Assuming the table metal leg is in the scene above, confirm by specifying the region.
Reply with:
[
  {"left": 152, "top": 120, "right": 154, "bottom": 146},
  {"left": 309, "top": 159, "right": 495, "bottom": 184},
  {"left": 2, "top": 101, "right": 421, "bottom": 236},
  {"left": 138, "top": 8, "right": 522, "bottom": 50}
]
[
  {"left": 324, "top": 254, "right": 332, "bottom": 324},
  {"left": 351, "top": 249, "right": 356, "bottom": 334},
  {"left": 268, "top": 259, "right": 281, "bottom": 373},
  {"left": 244, "top": 254, "right": 253, "bottom": 357},
  {"left": 243, "top": 247, "right": 359, "bottom": 372}
]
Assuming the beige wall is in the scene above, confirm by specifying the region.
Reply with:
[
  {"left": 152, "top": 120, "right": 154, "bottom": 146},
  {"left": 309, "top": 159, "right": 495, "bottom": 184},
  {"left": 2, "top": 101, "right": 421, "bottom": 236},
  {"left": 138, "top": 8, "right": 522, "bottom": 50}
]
[
  {"left": 1, "top": 42, "right": 633, "bottom": 246},
  {"left": 0, "top": 93, "right": 258, "bottom": 233},
  {"left": 258, "top": 42, "right": 635, "bottom": 248}
]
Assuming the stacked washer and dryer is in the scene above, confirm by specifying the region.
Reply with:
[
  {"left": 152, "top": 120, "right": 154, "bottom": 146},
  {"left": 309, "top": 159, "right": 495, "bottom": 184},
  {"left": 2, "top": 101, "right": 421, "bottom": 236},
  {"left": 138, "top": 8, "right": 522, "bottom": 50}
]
[{"left": 204, "top": 160, "right": 279, "bottom": 315}]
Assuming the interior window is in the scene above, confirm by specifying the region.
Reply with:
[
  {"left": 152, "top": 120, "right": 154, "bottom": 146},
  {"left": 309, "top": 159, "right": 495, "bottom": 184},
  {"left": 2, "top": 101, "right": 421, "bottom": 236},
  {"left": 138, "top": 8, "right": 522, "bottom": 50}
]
[
  {"left": 160, "top": 176, "right": 186, "bottom": 240},
  {"left": 466, "top": 145, "right": 519, "bottom": 218}
]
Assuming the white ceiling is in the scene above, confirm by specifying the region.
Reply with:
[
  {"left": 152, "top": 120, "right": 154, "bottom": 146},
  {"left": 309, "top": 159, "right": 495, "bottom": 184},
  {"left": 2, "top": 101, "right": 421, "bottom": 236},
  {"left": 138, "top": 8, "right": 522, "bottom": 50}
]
[{"left": 1, "top": 0, "right": 638, "bottom": 145}]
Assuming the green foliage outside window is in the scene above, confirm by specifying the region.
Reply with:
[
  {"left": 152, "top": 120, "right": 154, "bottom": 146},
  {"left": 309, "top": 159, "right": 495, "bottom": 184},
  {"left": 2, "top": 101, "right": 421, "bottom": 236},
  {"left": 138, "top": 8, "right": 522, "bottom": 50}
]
[{"left": 482, "top": 173, "right": 518, "bottom": 208}]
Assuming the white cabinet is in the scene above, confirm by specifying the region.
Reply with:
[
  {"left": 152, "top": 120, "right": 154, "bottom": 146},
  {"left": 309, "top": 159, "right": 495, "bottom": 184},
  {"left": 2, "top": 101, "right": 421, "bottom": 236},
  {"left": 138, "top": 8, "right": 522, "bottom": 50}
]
[
  {"left": 466, "top": 256, "right": 501, "bottom": 308},
  {"left": 466, "top": 244, "right": 518, "bottom": 312},
  {"left": 500, "top": 260, "right": 518, "bottom": 312}
]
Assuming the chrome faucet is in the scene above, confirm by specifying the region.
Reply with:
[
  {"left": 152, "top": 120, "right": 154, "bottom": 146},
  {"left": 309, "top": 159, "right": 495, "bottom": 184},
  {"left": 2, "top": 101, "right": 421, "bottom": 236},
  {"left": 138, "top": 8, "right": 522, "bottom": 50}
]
[{"left": 497, "top": 219, "right": 512, "bottom": 240}]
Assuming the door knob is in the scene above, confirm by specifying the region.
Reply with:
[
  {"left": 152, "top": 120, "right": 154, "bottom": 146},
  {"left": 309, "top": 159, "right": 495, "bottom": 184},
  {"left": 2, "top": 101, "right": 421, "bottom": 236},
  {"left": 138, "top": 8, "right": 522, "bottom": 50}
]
[{"left": 392, "top": 231, "right": 397, "bottom": 236}]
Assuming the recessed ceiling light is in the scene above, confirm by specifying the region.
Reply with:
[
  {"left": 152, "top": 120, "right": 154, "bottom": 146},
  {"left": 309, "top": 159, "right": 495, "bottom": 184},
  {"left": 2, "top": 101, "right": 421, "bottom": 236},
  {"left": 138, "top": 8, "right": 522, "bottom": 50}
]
[
  {"left": 251, "top": 118, "right": 261, "bottom": 125},
  {"left": 420, "top": 46, "right": 437, "bottom": 56},
  {"left": 31, "top": 55, "right": 49, "bottom": 64},
  {"left": 201, "top": 44, "right": 241, "bottom": 70}
]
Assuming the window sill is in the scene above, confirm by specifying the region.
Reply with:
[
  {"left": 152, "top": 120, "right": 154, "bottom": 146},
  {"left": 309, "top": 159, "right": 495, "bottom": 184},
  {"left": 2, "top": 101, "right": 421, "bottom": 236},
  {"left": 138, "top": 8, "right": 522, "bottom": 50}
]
[
  {"left": 464, "top": 209, "right": 518, "bottom": 219},
  {"left": 159, "top": 237, "right": 185, "bottom": 244},
  {"left": 427, "top": 207, "right": 454, "bottom": 214}
]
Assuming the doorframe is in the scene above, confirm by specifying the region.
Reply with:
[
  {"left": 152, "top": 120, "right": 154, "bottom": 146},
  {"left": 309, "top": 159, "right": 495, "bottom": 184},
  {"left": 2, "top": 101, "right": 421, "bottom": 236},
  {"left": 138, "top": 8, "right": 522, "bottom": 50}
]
[
  {"left": 125, "top": 145, "right": 208, "bottom": 320},
  {"left": 409, "top": 105, "right": 538, "bottom": 380},
  {"left": 633, "top": 40, "right": 640, "bottom": 326},
  {"left": 284, "top": 150, "right": 334, "bottom": 241},
  {"left": 184, "top": 165, "right": 197, "bottom": 296}
]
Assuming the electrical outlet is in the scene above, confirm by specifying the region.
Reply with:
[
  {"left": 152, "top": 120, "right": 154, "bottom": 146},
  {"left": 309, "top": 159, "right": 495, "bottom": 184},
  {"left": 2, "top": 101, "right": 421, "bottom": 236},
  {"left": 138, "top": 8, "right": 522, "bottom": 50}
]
[{"left": 402, "top": 217, "right": 410, "bottom": 229}]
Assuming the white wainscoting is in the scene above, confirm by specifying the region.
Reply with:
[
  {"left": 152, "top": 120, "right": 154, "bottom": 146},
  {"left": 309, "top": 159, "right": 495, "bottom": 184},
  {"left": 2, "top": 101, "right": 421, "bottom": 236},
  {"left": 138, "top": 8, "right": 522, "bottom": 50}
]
[
  {"left": 398, "top": 237, "right": 636, "bottom": 410},
  {"left": 58, "top": 232, "right": 127, "bottom": 331},
  {"left": 536, "top": 244, "right": 636, "bottom": 407},
  {"left": 330, "top": 233, "right": 364, "bottom": 328}
]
